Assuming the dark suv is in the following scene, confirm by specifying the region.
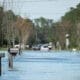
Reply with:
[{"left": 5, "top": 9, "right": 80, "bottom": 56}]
[{"left": 32, "top": 44, "right": 42, "bottom": 50}]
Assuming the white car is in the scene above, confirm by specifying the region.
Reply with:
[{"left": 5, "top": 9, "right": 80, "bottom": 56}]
[{"left": 40, "top": 44, "right": 49, "bottom": 51}]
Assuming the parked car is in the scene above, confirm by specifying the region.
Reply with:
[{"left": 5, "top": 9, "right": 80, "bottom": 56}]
[
  {"left": 40, "top": 44, "right": 49, "bottom": 51},
  {"left": 32, "top": 43, "right": 52, "bottom": 51},
  {"left": 32, "top": 44, "right": 42, "bottom": 50}
]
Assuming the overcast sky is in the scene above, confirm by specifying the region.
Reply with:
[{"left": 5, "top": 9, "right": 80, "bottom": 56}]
[{"left": 0, "top": 0, "right": 80, "bottom": 21}]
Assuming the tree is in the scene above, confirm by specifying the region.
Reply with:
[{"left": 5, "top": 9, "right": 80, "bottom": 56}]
[
  {"left": 15, "top": 16, "right": 33, "bottom": 46},
  {"left": 2, "top": 10, "right": 17, "bottom": 47},
  {"left": 60, "top": 3, "right": 80, "bottom": 48},
  {"left": 0, "top": 7, "right": 4, "bottom": 47},
  {"left": 34, "top": 17, "right": 54, "bottom": 44}
]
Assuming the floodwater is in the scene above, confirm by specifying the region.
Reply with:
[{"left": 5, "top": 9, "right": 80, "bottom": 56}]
[{"left": 0, "top": 50, "right": 80, "bottom": 80}]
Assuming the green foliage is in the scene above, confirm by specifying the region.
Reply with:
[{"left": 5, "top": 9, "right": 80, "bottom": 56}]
[
  {"left": 1, "top": 3, "right": 80, "bottom": 50},
  {"left": 62, "top": 3, "right": 80, "bottom": 23},
  {"left": 33, "top": 17, "right": 55, "bottom": 44},
  {"left": 0, "top": 6, "right": 33, "bottom": 47},
  {"left": 61, "top": 3, "right": 80, "bottom": 48},
  {"left": 0, "top": 7, "right": 4, "bottom": 47}
]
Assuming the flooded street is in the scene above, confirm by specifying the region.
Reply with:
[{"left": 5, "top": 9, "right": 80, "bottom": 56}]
[
  {"left": 0, "top": 50, "right": 80, "bottom": 80},
  {"left": 0, "top": 0, "right": 80, "bottom": 80}
]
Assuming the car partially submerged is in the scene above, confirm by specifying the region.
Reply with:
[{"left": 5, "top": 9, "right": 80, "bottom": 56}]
[
  {"left": 40, "top": 44, "right": 52, "bottom": 51},
  {"left": 32, "top": 44, "right": 42, "bottom": 50},
  {"left": 32, "top": 44, "right": 52, "bottom": 51}
]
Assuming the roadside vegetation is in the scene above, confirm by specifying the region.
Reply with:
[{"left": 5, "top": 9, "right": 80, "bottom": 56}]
[{"left": 0, "top": 3, "right": 80, "bottom": 50}]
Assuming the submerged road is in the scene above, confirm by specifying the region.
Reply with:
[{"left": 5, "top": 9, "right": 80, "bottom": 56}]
[{"left": 0, "top": 50, "right": 80, "bottom": 80}]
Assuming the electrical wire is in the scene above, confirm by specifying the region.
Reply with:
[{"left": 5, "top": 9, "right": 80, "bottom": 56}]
[{"left": 1, "top": 0, "right": 58, "bottom": 3}]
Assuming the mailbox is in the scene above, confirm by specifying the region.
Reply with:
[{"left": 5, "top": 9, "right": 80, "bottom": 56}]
[{"left": 9, "top": 48, "right": 19, "bottom": 56}]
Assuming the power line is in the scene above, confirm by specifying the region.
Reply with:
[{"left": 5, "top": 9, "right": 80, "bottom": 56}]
[{"left": 1, "top": 0, "right": 58, "bottom": 3}]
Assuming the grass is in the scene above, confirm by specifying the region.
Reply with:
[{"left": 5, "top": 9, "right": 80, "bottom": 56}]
[{"left": 0, "top": 47, "right": 8, "bottom": 51}]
